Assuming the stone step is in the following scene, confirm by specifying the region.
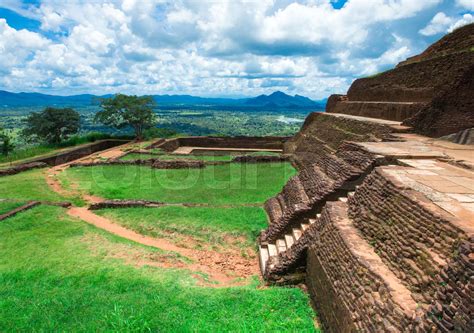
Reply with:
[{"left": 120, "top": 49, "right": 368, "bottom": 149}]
[
  {"left": 268, "top": 243, "right": 278, "bottom": 257},
  {"left": 276, "top": 239, "right": 287, "bottom": 254},
  {"left": 338, "top": 197, "right": 348, "bottom": 202},
  {"left": 308, "top": 218, "right": 316, "bottom": 224},
  {"left": 258, "top": 245, "right": 269, "bottom": 275},
  {"left": 301, "top": 223, "right": 310, "bottom": 231},
  {"left": 285, "top": 234, "right": 295, "bottom": 248},
  {"left": 316, "top": 214, "right": 321, "bottom": 218},
  {"left": 292, "top": 228, "right": 302, "bottom": 241}
]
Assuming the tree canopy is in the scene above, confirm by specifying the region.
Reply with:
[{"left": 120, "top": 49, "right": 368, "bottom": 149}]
[
  {"left": 22, "top": 107, "right": 80, "bottom": 144},
  {"left": 0, "top": 126, "right": 14, "bottom": 157},
  {"left": 95, "top": 94, "right": 156, "bottom": 140}
]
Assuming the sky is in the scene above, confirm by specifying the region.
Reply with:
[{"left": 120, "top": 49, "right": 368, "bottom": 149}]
[{"left": 0, "top": 0, "right": 473, "bottom": 99}]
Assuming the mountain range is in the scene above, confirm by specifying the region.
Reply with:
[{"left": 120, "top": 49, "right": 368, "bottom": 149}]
[{"left": 0, "top": 90, "right": 326, "bottom": 109}]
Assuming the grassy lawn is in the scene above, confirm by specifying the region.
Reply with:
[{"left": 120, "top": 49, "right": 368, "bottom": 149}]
[
  {"left": 0, "top": 201, "right": 25, "bottom": 215},
  {"left": 0, "top": 169, "right": 71, "bottom": 203},
  {"left": 0, "top": 206, "right": 317, "bottom": 331},
  {"left": 0, "top": 146, "right": 56, "bottom": 166},
  {"left": 96, "top": 206, "right": 268, "bottom": 247},
  {"left": 63, "top": 162, "right": 295, "bottom": 204}
]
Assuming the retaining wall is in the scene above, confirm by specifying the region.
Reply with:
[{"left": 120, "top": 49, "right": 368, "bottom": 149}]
[
  {"left": 348, "top": 167, "right": 471, "bottom": 305},
  {"left": 327, "top": 101, "right": 424, "bottom": 121},
  {"left": 160, "top": 136, "right": 289, "bottom": 152},
  {"left": 306, "top": 202, "right": 421, "bottom": 332}
]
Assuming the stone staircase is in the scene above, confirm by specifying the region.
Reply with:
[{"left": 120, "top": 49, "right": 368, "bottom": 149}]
[{"left": 259, "top": 195, "right": 353, "bottom": 284}]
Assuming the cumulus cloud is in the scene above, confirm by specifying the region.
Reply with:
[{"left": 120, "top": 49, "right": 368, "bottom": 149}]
[
  {"left": 0, "top": 0, "right": 471, "bottom": 98},
  {"left": 456, "top": 0, "right": 474, "bottom": 11},
  {"left": 419, "top": 12, "right": 454, "bottom": 36},
  {"left": 420, "top": 11, "right": 474, "bottom": 36}
]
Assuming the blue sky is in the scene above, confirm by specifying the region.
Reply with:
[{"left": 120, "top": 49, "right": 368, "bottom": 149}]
[{"left": 0, "top": 0, "right": 472, "bottom": 99}]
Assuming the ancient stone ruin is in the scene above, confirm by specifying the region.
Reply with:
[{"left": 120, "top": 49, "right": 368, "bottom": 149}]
[{"left": 258, "top": 24, "right": 473, "bottom": 332}]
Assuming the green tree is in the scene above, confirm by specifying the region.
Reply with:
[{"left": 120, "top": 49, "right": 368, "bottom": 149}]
[
  {"left": 95, "top": 94, "right": 156, "bottom": 140},
  {"left": 22, "top": 107, "right": 80, "bottom": 144},
  {"left": 0, "top": 127, "right": 15, "bottom": 157}
]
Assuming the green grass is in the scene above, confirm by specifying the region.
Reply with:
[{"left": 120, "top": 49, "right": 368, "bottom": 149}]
[
  {"left": 0, "top": 145, "right": 57, "bottom": 165},
  {"left": 63, "top": 162, "right": 295, "bottom": 204},
  {"left": 0, "top": 132, "right": 128, "bottom": 166},
  {"left": 0, "top": 205, "right": 317, "bottom": 331},
  {"left": 96, "top": 206, "right": 268, "bottom": 247},
  {"left": 0, "top": 201, "right": 25, "bottom": 215},
  {"left": 0, "top": 169, "right": 72, "bottom": 203}
]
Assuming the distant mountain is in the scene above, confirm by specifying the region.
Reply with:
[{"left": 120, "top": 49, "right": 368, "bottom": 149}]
[
  {"left": 0, "top": 90, "right": 325, "bottom": 109},
  {"left": 245, "top": 91, "right": 320, "bottom": 108}
]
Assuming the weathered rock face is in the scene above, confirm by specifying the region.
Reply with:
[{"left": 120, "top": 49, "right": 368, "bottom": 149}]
[
  {"left": 325, "top": 23, "right": 474, "bottom": 137},
  {"left": 397, "top": 23, "right": 474, "bottom": 67},
  {"left": 403, "top": 64, "right": 474, "bottom": 137}
]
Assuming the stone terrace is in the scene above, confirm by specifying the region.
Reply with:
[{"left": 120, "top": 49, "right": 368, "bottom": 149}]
[{"left": 258, "top": 110, "right": 474, "bottom": 332}]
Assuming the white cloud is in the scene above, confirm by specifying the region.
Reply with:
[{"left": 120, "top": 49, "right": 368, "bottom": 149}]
[
  {"left": 0, "top": 19, "right": 50, "bottom": 73},
  {"left": 419, "top": 12, "right": 453, "bottom": 36},
  {"left": 0, "top": 0, "right": 469, "bottom": 98},
  {"left": 448, "top": 14, "right": 474, "bottom": 32},
  {"left": 456, "top": 0, "right": 474, "bottom": 11},
  {"left": 420, "top": 12, "right": 474, "bottom": 36}
]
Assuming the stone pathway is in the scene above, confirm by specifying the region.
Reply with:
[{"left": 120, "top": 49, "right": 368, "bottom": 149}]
[{"left": 382, "top": 161, "right": 474, "bottom": 231}]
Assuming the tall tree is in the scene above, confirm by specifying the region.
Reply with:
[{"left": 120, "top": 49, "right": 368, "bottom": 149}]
[
  {"left": 22, "top": 107, "right": 80, "bottom": 144},
  {"left": 0, "top": 127, "right": 14, "bottom": 157},
  {"left": 95, "top": 94, "right": 156, "bottom": 140}
]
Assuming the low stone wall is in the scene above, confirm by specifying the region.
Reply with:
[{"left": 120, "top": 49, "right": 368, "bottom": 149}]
[
  {"left": 231, "top": 155, "right": 288, "bottom": 163},
  {"left": 306, "top": 202, "right": 421, "bottom": 332},
  {"left": 160, "top": 136, "right": 289, "bottom": 152},
  {"left": 89, "top": 199, "right": 164, "bottom": 210},
  {"left": 71, "top": 159, "right": 155, "bottom": 167},
  {"left": 71, "top": 158, "right": 205, "bottom": 169},
  {"left": 0, "top": 201, "right": 41, "bottom": 221},
  {"left": 33, "top": 140, "right": 129, "bottom": 166},
  {"left": 348, "top": 167, "right": 470, "bottom": 304},
  {"left": 0, "top": 162, "right": 47, "bottom": 177}
]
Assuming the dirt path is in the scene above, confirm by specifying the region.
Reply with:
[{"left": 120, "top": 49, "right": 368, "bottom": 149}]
[
  {"left": 43, "top": 141, "right": 260, "bottom": 287},
  {"left": 68, "top": 207, "right": 258, "bottom": 286}
]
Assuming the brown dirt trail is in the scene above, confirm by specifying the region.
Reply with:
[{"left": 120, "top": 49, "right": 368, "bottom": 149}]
[{"left": 43, "top": 141, "right": 260, "bottom": 287}]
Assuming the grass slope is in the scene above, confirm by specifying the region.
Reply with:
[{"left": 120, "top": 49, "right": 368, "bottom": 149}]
[
  {"left": 97, "top": 206, "right": 268, "bottom": 247},
  {"left": 0, "top": 169, "right": 70, "bottom": 202},
  {"left": 0, "top": 201, "right": 25, "bottom": 215},
  {"left": 63, "top": 162, "right": 295, "bottom": 204},
  {"left": 0, "top": 206, "right": 317, "bottom": 331}
]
